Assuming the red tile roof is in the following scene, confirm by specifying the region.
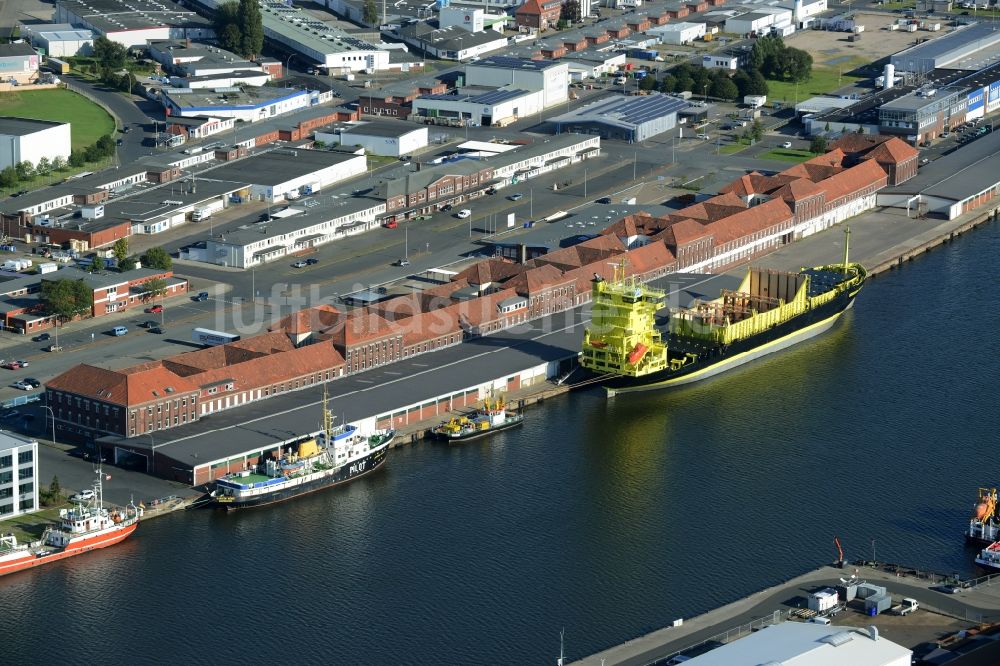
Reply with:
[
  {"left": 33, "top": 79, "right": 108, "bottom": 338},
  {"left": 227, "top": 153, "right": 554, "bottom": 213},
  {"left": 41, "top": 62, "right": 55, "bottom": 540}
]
[
  {"left": 269, "top": 304, "right": 342, "bottom": 336},
  {"left": 818, "top": 159, "right": 887, "bottom": 204},
  {"left": 454, "top": 258, "right": 523, "bottom": 286},
  {"left": 704, "top": 197, "right": 793, "bottom": 247},
  {"left": 624, "top": 241, "right": 676, "bottom": 274},
  {"left": 194, "top": 342, "right": 344, "bottom": 390},
  {"left": 504, "top": 263, "right": 571, "bottom": 296},
  {"left": 47, "top": 363, "right": 199, "bottom": 406},
  {"left": 863, "top": 136, "right": 919, "bottom": 164}
]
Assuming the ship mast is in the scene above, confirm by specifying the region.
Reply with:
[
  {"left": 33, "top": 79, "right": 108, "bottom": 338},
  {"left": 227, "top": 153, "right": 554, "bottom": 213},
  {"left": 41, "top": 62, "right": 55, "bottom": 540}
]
[
  {"left": 557, "top": 628, "right": 565, "bottom": 666},
  {"left": 842, "top": 225, "right": 851, "bottom": 273},
  {"left": 322, "top": 383, "right": 334, "bottom": 443}
]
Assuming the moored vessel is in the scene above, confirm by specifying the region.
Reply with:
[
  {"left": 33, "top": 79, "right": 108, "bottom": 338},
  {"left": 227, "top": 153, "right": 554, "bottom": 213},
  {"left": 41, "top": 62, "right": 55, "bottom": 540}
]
[
  {"left": 975, "top": 540, "right": 1000, "bottom": 573},
  {"left": 212, "top": 387, "right": 394, "bottom": 510},
  {"left": 580, "top": 228, "right": 867, "bottom": 396},
  {"left": 0, "top": 469, "right": 141, "bottom": 577},
  {"left": 431, "top": 394, "right": 523, "bottom": 442},
  {"left": 967, "top": 487, "right": 999, "bottom": 545}
]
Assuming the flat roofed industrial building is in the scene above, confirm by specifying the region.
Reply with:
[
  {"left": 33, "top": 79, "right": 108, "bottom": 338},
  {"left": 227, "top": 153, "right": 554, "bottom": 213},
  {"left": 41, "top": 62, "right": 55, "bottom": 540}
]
[
  {"left": 0, "top": 117, "right": 71, "bottom": 171},
  {"left": 0, "top": 42, "right": 40, "bottom": 84},
  {"left": 548, "top": 94, "right": 688, "bottom": 143},
  {"left": 319, "top": 121, "right": 429, "bottom": 157},
  {"left": 677, "top": 623, "right": 910, "bottom": 665},
  {"left": 891, "top": 22, "right": 1000, "bottom": 73},
  {"left": 204, "top": 149, "right": 367, "bottom": 202},
  {"left": 55, "top": 0, "right": 214, "bottom": 47}
]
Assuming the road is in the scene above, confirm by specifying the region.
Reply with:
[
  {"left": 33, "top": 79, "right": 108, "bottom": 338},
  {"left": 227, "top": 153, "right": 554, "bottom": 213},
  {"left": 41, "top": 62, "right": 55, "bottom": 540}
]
[{"left": 63, "top": 76, "right": 165, "bottom": 164}]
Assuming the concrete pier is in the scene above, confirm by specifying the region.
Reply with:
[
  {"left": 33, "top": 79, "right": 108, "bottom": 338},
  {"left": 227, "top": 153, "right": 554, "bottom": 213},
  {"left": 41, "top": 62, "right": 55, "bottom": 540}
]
[{"left": 573, "top": 562, "right": 1000, "bottom": 665}]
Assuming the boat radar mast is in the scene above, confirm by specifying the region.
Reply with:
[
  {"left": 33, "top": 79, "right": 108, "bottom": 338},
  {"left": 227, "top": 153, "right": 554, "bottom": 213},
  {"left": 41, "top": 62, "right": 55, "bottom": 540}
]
[{"left": 843, "top": 225, "right": 851, "bottom": 273}]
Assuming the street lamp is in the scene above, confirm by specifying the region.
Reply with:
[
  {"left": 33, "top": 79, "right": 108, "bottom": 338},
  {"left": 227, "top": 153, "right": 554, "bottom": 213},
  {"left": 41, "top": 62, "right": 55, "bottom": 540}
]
[
  {"left": 41, "top": 405, "right": 56, "bottom": 445},
  {"left": 703, "top": 83, "right": 709, "bottom": 104},
  {"left": 285, "top": 53, "right": 297, "bottom": 78}
]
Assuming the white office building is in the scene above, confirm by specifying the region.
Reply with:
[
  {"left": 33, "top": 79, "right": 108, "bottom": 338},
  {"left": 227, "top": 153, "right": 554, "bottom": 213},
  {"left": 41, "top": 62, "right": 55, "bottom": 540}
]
[
  {"left": 465, "top": 57, "right": 569, "bottom": 109},
  {"left": 318, "top": 122, "right": 429, "bottom": 157},
  {"left": 28, "top": 24, "right": 96, "bottom": 57},
  {"left": 0, "top": 118, "right": 71, "bottom": 171},
  {"left": 0, "top": 432, "right": 39, "bottom": 519},
  {"left": 648, "top": 22, "right": 706, "bottom": 45}
]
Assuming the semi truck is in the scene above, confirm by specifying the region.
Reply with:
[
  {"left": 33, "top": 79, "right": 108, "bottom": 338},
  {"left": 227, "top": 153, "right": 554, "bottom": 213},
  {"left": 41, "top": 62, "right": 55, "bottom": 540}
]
[
  {"left": 47, "top": 57, "right": 70, "bottom": 75},
  {"left": 192, "top": 200, "right": 224, "bottom": 222},
  {"left": 192, "top": 328, "right": 240, "bottom": 346}
]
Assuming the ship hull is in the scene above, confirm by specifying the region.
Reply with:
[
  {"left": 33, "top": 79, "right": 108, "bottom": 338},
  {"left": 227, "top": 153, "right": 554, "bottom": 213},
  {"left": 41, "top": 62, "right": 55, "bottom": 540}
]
[
  {"left": 0, "top": 521, "right": 138, "bottom": 577},
  {"left": 217, "top": 446, "right": 388, "bottom": 511},
  {"left": 604, "top": 288, "right": 856, "bottom": 396},
  {"left": 434, "top": 416, "right": 524, "bottom": 443}
]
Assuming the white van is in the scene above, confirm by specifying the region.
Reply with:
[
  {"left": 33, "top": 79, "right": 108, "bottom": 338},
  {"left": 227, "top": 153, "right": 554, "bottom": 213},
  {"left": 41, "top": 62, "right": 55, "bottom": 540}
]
[
  {"left": 808, "top": 616, "right": 831, "bottom": 625},
  {"left": 112, "top": 326, "right": 129, "bottom": 336}
]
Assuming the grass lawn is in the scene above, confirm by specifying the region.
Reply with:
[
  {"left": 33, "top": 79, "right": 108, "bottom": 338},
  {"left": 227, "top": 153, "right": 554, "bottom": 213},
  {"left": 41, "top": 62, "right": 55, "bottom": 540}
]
[
  {"left": 719, "top": 144, "right": 748, "bottom": 155},
  {"left": 759, "top": 148, "right": 816, "bottom": 163},
  {"left": 767, "top": 66, "right": 866, "bottom": 106},
  {"left": 0, "top": 88, "right": 115, "bottom": 151},
  {"left": 0, "top": 506, "right": 65, "bottom": 543}
]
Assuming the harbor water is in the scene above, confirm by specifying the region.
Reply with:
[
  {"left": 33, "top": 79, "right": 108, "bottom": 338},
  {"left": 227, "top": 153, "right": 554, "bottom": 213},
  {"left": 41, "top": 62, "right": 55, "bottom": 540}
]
[{"left": 2, "top": 222, "right": 999, "bottom": 664}]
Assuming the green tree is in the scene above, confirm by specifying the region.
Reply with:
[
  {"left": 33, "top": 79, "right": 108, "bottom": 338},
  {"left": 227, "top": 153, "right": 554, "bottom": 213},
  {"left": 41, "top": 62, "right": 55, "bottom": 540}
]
[
  {"left": 36, "top": 157, "right": 52, "bottom": 176},
  {"left": 639, "top": 74, "right": 657, "bottom": 91},
  {"left": 93, "top": 36, "right": 127, "bottom": 69},
  {"left": 40, "top": 278, "right": 94, "bottom": 323},
  {"left": 675, "top": 75, "right": 694, "bottom": 94},
  {"left": 750, "top": 119, "right": 764, "bottom": 142},
  {"left": 215, "top": 1, "right": 242, "bottom": 52},
  {"left": 810, "top": 135, "right": 828, "bottom": 154},
  {"left": 710, "top": 76, "right": 739, "bottom": 101},
  {"left": 562, "top": 0, "right": 582, "bottom": 23},
  {"left": 88, "top": 256, "right": 106, "bottom": 273},
  {"left": 119, "top": 255, "right": 138, "bottom": 271},
  {"left": 658, "top": 74, "right": 677, "bottom": 93},
  {"left": 732, "top": 69, "right": 752, "bottom": 98},
  {"left": 49, "top": 475, "right": 61, "bottom": 497},
  {"left": 96, "top": 134, "right": 116, "bottom": 158},
  {"left": 112, "top": 238, "right": 129, "bottom": 266},
  {"left": 83, "top": 144, "right": 102, "bottom": 163},
  {"left": 363, "top": 0, "right": 379, "bottom": 25},
  {"left": 238, "top": 0, "right": 264, "bottom": 58},
  {"left": 142, "top": 246, "right": 173, "bottom": 270},
  {"left": 856, "top": 125, "right": 865, "bottom": 134},
  {"left": 15, "top": 161, "right": 33, "bottom": 180},
  {"left": 747, "top": 69, "right": 769, "bottom": 96},
  {"left": 220, "top": 23, "right": 241, "bottom": 54},
  {"left": 0, "top": 166, "right": 17, "bottom": 188},
  {"left": 785, "top": 48, "right": 813, "bottom": 83},
  {"left": 69, "top": 150, "right": 86, "bottom": 168},
  {"left": 52, "top": 156, "right": 68, "bottom": 171},
  {"left": 142, "top": 277, "right": 168, "bottom": 299}
]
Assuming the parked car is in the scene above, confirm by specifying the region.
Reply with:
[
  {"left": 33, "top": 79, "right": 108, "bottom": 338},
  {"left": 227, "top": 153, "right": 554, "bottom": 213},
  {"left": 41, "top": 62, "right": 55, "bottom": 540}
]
[
  {"left": 23, "top": 378, "right": 40, "bottom": 389},
  {"left": 70, "top": 489, "right": 96, "bottom": 502},
  {"left": 456, "top": 209, "right": 472, "bottom": 218},
  {"left": 780, "top": 141, "right": 793, "bottom": 149},
  {"left": 143, "top": 320, "right": 158, "bottom": 328},
  {"left": 112, "top": 326, "right": 128, "bottom": 336},
  {"left": 920, "top": 157, "right": 930, "bottom": 165},
  {"left": 193, "top": 291, "right": 209, "bottom": 302},
  {"left": 696, "top": 133, "right": 710, "bottom": 140},
  {"left": 145, "top": 304, "right": 163, "bottom": 313},
  {"left": 394, "top": 258, "right": 410, "bottom": 267},
  {"left": 149, "top": 326, "right": 165, "bottom": 334},
  {"left": 13, "top": 380, "right": 33, "bottom": 391},
  {"left": 291, "top": 260, "right": 308, "bottom": 268},
  {"left": 383, "top": 220, "right": 398, "bottom": 229},
  {"left": 596, "top": 196, "right": 612, "bottom": 204},
  {"left": 508, "top": 193, "right": 524, "bottom": 201},
  {"left": 32, "top": 333, "right": 51, "bottom": 342},
  {"left": 441, "top": 204, "right": 453, "bottom": 211},
  {"left": 2, "top": 360, "right": 28, "bottom": 369},
  {"left": 306, "top": 258, "right": 319, "bottom": 265}
]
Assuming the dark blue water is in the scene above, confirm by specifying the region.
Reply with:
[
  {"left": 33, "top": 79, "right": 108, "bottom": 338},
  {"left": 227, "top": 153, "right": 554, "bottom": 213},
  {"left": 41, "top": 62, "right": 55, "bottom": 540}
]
[{"left": 2, "top": 222, "right": 999, "bottom": 665}]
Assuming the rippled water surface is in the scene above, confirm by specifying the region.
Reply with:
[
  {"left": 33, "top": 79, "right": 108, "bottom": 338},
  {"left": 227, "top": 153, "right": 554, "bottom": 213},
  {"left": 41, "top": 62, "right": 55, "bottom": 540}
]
[{"left": 2, "top": 223, "right": 999, "bottom": 665}]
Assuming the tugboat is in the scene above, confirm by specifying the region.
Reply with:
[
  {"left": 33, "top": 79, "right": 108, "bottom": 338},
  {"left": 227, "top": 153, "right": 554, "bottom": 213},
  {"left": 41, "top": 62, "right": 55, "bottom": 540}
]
[
  {"left": 212, "top": 386, "right": 394, "bottom": 510},
  {"left": 967, "top": 488, "right": 999, "bottom": 545},
  {"left": 0, "top": 469, "right": 142, "bottom": 577},
  {"left": 581, "top": 227, "right": 867, "bottom": 396},
  {"left": 975, "top": 540, "right": 1000, "bottom": 573},
  {"left": 431, "top": 394, "right": 523, "bottom": 442}
]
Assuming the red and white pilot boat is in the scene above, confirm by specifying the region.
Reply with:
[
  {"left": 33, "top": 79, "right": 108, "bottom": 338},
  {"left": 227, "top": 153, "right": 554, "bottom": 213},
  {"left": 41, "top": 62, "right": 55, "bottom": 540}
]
[{"left": 0, "top": 468, "right": 142, "bottom": 577}]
